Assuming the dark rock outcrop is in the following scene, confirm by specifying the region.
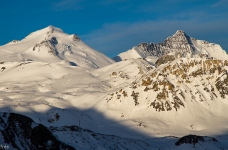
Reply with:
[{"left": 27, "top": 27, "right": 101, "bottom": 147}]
[
  {"left": 0, "top": 112, "right": 75, "bottom": 150},
  {"left": 72, "top": 34, "right": 80, "bottom": 41},
  {"left": 175, "top": 135, "right": 218, "bottom": 146}
]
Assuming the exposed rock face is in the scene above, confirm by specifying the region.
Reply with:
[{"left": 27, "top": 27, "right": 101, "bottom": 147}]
[
  {"left": 72, "top": 34, "right": 80, "bottom": 41},
  {"left": 106, "top": 58, "right": 228, "bottom": 112},
  {"left": 155, "top": 54, "right": 176, "bottom": 67},
  {"left": 134, "top": 30, "right": 194, "bottom": 57},
  {"left": 33, "top": 37, "right": 59, "bottom": 56},
  {"left": 0, "top": 112, "right": 75, "bottom": 150}
]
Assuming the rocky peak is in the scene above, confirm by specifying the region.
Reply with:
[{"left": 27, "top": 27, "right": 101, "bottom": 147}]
[
  {"left": 166, "top": 30, "right": 189, "bottom": 43},
  {"left": 164, "top": 30, "right": 194, "bottom": 55},
  {"left": 173, "top": 30, "right": 186, "bottom": 37},
  {"left": 133, "top": 30, "right": 195, "bottom": 58},
  {"left": 115, "top": 29, "right": 228, "bottom": 62}
]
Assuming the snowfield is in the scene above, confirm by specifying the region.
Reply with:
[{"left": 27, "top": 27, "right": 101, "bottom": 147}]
[{"left": 0, "top": 26, "right": 228, "bottom": 149}]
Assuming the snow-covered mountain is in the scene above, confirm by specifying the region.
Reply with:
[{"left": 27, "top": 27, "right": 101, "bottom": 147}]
[
  {"left": 106, "top": 57, "right": 228, "bottom": 135},
  {"left": 0, "top": 26, "right": 228, "bottom": 149},
  {"left": 0, "top": 25, "right": 114, "bottom": 69},
  {"left": 113, "top": 30, "right": 228, "bottom": 62}
]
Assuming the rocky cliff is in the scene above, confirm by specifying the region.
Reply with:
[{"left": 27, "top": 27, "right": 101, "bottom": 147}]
[{"left": 114, "top": 30, "right": 228, "bottom": 61}]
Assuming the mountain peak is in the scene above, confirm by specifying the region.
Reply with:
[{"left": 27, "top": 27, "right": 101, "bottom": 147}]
[
  {"left": 166, "top": 30, "right": 188, "bottom": 41},
  {"left": 0, "top": 25, "right": 114, "bottom": 68},
  {"left": 164, "top": 30, "right": 192, "bottom": 52},
  {"left": 174, "top": 30, "right": 188, "bottom": 37},
  {"left": 21, "top": 25, "right": 65, "bottom": 41},
  {"left": 114, "top": 30, "right": 194, "bottom": 61},
  {"left": 175, "top": 30, "right": 186, "bottom": 35},
  {"left": 46, "top": 25, "right": 63, "bottom": 33}
]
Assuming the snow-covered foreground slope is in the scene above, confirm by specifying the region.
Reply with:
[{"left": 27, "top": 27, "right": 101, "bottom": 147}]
[
  {"left": 0, "top": 56, "right": 228, "bottom": 149},
  {"left": 0, "top": 25, "right": 114, "bottom": 69},
  {"left": 0, "top": 59, "right": 154, "bottom": 136},
  {"left": 114, "top": 30, "right": 228, "bottom": 61},
  {"left": 2, "top": 112, "right": 227, "bottom": 149}
]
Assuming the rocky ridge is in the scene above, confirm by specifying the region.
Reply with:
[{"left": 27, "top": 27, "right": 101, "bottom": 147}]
[
  {"left": 114, "top": 30, "right": 228, "bottom": 61},
  {"left": 137, "top": 30, "right": 195, "bottom": 57},
  {"left": 107, "top": 58, "right": 228, "bottom": 112}
]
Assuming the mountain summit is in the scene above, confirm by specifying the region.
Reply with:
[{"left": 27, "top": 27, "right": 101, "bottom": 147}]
[
  {"left": 114, "top": 30, "right": 228, "bottom": 61},
  {"left": 164, "top": 30, "right": 194, "bottom": 54},
  {"left": 0, "top": 25, "right": 114, "bottom": 69}
]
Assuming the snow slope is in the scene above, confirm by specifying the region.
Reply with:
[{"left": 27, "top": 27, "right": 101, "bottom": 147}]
[
  {"left": 1, "top": 57, "right": 227, "bottom": 149},
  {"left": 0, "top": 58, "right": 153, "bottom": 136},
  {"left": 2, "top": 112, "right": 226, "bottom": 149}
]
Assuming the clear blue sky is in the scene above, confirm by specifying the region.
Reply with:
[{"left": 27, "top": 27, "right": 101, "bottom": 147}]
[{"left": 0, "top": 0, "right": 227, "bottom": 57}]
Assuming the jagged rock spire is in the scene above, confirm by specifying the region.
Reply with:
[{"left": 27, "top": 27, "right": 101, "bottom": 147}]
[{"left": 135, "top": 30, "right": 194, "bottom": 57}]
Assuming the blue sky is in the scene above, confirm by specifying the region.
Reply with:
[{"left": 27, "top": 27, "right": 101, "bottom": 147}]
[{"left": 0, "top": 0, "right": 227, "bottom": 57}]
